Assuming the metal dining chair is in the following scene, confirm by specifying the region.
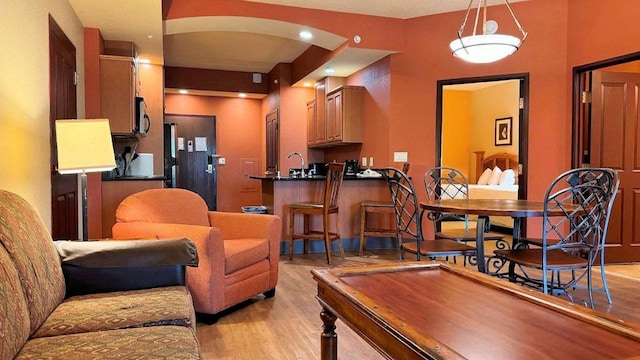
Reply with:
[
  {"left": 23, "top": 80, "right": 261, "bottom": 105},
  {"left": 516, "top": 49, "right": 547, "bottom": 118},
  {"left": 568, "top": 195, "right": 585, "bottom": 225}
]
[
  {"left": 514, "top": 168, "right": 619, "bottom": 304},
  {"left": 382, "top": 167, "right": 476, "bottom": 262},
  {"left": 424, "top": 167, "right": 506, "bottom": 264},
  {"left": 493, "top": 168, "right": 610, "bottom": 308}
]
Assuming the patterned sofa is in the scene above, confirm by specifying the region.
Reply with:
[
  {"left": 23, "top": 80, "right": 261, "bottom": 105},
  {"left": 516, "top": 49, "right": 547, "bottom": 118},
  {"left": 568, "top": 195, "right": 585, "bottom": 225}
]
[{"left": 0, "top": 190, "right": 203, "bottom": 359}]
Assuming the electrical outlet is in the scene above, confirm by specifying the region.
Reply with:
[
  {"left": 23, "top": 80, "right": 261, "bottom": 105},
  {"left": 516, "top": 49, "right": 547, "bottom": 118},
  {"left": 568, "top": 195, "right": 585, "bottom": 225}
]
[
  {"left": 218, "top": 157, "right": 226, "bottom": 165},
  {"left": 361, "top": 157, "right": 367, "bottom": 167},
  {"left": 394, "top": 152, "right": 408, "bottom": 162}
]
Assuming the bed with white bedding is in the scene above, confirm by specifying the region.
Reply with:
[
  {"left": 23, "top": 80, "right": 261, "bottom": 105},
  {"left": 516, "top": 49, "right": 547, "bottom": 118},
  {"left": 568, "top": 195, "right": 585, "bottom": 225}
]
[{"left": 468, "top": 151, "right": 520, "bottom": 229}]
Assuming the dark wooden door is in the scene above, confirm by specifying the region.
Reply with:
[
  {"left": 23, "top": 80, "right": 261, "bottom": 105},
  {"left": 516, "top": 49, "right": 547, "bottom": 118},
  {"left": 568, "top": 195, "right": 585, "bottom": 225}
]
[
  {"left": 266, "top": 110, "right": 278, "bottom": 174},
  {"left": 49, "top": 16, "right": 78, "bottom": 240},
  {"left": 590, "top": 70, "right": 640, "bottom": 262},
  {"left": 165, "top": 114, "right": 218, "bottom": 210}
]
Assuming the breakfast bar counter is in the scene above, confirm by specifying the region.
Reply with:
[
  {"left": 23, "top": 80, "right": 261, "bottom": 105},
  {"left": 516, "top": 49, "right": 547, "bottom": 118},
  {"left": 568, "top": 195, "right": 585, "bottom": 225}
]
[{"left": 250, "top": 175, "right": 394, "bottom": 253}]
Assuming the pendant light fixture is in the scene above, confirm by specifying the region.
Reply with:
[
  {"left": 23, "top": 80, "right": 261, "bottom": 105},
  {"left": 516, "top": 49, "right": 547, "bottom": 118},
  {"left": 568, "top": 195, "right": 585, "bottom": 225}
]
[{"left": 449, "top": 0, "right": 527, "bottom": 64}]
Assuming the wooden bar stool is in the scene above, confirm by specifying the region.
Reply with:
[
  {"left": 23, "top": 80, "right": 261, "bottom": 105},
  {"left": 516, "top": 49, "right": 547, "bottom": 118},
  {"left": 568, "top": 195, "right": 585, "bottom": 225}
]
[
  {"left": 359, "top": 201, "right": 397, "bottom": 256},
  {"left": 359, "top": 163, "right": 409, "bottom": 257},
  {"left": 289, "top": 163, "right": 346, "bottom": 264}
]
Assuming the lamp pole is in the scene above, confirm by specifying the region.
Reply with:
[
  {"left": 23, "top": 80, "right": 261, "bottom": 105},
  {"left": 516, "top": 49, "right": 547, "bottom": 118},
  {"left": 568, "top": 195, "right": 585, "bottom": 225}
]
[{"left": 81, "top": 171, "right": 88, "bottom": 241}]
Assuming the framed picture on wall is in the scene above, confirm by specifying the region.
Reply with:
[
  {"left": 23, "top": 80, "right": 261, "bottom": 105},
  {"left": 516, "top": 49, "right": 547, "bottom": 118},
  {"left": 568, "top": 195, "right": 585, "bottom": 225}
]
[{"left": 495, "top": 117, "right": 512, "bottom": 146}]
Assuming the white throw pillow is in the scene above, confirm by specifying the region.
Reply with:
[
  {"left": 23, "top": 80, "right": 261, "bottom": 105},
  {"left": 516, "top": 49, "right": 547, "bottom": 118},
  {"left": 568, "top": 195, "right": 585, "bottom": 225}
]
[
  {"left": 499, "top": 169, "right": 516, "bottom": 186},
  {"left": 477, "top": 168, "right": 493, "bottom": 185},
  {"left": 488, "top": 166, "right": 502, "bottom": 185}
]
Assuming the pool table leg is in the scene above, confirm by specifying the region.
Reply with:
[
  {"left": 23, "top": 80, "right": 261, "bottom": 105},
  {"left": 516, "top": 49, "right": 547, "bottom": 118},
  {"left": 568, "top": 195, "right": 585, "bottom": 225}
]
[{"left": 320, "top": 307, "right": 338, "bottom": 360}]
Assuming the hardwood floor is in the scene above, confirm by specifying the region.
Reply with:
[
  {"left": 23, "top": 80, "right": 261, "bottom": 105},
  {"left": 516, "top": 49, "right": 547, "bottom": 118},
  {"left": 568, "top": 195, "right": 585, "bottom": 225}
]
[{"left": 195, "top": 249, "right": 640, "bottom": 359}]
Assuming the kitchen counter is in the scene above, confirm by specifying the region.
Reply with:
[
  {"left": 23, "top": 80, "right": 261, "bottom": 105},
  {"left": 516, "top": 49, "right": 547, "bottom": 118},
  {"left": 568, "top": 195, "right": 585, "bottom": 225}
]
[
  {"left": 250, "top": 170, "right": 385, "bottom": 181},
  {"left": 253, "top": 173, "right": 395, "bottom": 255},
  {"left": 102, "top": 175, "right": 165, "bottom": 181}
]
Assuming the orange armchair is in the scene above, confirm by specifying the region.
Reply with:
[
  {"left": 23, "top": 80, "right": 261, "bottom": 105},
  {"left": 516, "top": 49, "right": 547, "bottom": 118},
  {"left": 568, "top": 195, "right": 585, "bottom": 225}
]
[{"left": 112, "top": 188, "right": 281, "bottom": 322}]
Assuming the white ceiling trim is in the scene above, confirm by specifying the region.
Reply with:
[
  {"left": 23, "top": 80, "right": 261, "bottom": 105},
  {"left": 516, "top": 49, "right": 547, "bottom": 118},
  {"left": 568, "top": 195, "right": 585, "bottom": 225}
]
[
  {"left": 165, "top": 16, "right": 347, "bottom": 51},
  {"left": 241, "top": 0, "right": 530, "bottom": 20}
]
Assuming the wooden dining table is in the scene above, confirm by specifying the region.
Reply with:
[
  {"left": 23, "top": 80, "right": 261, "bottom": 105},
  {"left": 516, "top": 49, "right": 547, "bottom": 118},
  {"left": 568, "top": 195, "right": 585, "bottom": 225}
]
[{"left": 420, "top": 199, "right": 564, "bottom": 274}]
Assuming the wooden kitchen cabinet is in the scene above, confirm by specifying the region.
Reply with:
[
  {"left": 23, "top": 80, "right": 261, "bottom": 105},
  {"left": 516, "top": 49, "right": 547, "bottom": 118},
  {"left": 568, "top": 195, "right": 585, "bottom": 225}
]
[
  {"left": 312, "top": 78, "right": 329, "bottom": 145},
  {"left": 324, "top": 85, "right": 364, "bottom": 145},
  {"left": 306, "top": 99, "right": 317, "bottom": 146},
  {"left": 100, "top": 55, "right": 136, "bottom": 134}
]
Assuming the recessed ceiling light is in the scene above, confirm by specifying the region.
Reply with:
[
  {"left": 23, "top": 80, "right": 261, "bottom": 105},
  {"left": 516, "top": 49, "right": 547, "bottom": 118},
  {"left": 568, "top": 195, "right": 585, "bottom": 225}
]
[
  {"left": 325, "top": 66, "right": 335, "bottom": 74},
  {"left": 303, "top": 82, "right": 312, "bottom": 87},
  {"left": 238, "top": 93, "right": 247, "bottom": 98},
  {"left": 299, "top": 31, "right": 313, "bottom": 40},
  {"left": 146, "top": 34, "right": 154, "bottom": 39},
  {"left": 178, "top": 89, "right": 188, "bottom": 94}
]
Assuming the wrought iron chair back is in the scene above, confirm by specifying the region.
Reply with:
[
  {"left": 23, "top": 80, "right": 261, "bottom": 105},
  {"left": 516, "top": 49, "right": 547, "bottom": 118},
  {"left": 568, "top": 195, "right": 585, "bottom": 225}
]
[
  {"left": 559, "top": 168, "right": 619, "bottom": 303},
  {"left": 383, "top": 168, "right": 421, "bottom": 262},
  {"left": 538, "top": 168, "right": 610, "bottom": 304},
  {"left": 383, "top": 167, "right": 477, "bottom": 262},
  {"left": 424, "top": 167, "right": 471, "bottom": 231}
]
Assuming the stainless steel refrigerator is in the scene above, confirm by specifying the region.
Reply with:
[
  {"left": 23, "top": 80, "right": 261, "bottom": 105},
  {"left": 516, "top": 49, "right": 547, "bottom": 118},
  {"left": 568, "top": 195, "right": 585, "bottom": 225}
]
[{"left": 163, "top": 123, "right": 179, "bottom": 187}]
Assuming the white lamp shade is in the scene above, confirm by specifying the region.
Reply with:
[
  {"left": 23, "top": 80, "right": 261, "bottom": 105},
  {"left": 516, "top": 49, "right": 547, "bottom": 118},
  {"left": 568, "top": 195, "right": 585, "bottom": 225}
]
[
  {"left": 55, "top": 119, "right": 116, "bottom": 174},
  {"left": 450, "top": 34, "right": 521, "bottom": 64}
]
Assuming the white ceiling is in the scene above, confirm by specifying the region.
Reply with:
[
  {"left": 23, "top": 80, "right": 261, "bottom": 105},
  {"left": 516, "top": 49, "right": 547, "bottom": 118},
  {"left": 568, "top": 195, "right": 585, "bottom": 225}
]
[
  {"left": 68, "top": 0, "right": 528, "bottom": 90},
  {"left": 243, "top": 0, "right": 523, "bottom": 20}
]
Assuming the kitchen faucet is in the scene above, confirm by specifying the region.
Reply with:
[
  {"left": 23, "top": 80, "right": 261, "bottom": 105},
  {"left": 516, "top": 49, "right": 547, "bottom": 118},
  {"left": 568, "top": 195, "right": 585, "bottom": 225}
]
[{"left": 287, "top": 152, "right": 305, "bottom": 178}]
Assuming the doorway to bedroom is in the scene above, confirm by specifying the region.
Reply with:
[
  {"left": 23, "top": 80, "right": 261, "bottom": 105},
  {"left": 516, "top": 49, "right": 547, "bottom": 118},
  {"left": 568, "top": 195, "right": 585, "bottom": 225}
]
[{"left": 436, "top": 73, "right": 529, "bottom": 233}]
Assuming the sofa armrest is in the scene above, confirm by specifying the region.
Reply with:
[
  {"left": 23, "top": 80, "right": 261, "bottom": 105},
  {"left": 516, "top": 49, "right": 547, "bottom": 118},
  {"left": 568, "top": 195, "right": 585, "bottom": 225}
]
[
  {"left": 56, "top": 238, "right": 198, "bottom": 297},
  {"left": 55, "top": 238, "right": 199, "bottom": 268},
  {"left": 112, "top": 222, "right": 226, "bottom": 311}
]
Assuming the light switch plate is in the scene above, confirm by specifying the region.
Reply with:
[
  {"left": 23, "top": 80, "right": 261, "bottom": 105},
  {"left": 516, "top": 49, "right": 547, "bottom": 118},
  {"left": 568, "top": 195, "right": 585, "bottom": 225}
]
[
  {"left": 394, "top": 152, "right": 408, "bottom": 162},
  {"left": 218, "top": 157, "right": 226, "bottom": 165}
]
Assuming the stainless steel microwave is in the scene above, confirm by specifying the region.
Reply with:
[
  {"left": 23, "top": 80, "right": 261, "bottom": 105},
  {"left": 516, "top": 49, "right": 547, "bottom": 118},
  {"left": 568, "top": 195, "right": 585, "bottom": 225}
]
[{"left": 135, "top": 96, "right": 150, "bottom": 134}]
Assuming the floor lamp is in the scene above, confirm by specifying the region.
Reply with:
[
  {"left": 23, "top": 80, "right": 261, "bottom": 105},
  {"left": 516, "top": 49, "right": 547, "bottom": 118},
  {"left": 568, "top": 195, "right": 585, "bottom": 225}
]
[{"left": 55, "top": 119, "right": 116, "bottom": 241}]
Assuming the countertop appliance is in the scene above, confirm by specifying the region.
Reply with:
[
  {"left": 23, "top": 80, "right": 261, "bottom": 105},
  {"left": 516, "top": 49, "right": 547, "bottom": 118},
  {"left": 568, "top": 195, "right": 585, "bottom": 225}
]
[
  {"left": 309, "top": 162, "right": 329, "bottom": 176},
  {"left": 129, "top": 153, "right": 154, "bottom": 176},
  {"left": 345, "top": 159, "right": 359, "bottom": 175},
  {"left": 136, "top": 96, "right": 151, "bottom": 134}
]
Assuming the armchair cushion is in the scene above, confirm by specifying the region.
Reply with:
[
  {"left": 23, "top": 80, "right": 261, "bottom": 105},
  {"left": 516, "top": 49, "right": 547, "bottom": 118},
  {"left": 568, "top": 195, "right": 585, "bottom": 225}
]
[{"left": 225, "top": 238, "right": 269, "bottom": 274}]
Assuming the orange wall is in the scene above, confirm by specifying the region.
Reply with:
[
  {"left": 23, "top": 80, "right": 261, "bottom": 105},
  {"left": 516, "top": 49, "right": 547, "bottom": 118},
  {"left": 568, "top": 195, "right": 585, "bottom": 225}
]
[
  {"left": 442, "top": 89, "right": 472, "bottom": 177},
  {"left": 167, "top": 0, "right": 640, "bottom": 225},
  {"left": 385, "top": 0, "right": 570, "bottom": 202},
  {"left": 164, "top": 94, "right": 263, "bottom": 212}
]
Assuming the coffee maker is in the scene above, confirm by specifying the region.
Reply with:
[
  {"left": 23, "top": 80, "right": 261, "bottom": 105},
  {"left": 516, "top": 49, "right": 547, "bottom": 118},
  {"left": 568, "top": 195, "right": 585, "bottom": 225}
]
[{"left": 345, "top": 159, "right": 359, "bottom": 175}]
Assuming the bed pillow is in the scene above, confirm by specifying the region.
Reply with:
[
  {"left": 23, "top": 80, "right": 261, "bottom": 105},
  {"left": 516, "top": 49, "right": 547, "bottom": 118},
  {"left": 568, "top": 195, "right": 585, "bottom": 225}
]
[
  {"left": 499, "top": 169, "right": 516, "bottom": 186},
  {"left": 488, "top": 166, "right": 502, "bottom": 185},
  {"left": 477, "top": 168, "right": 493, "bottom": 185}
]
